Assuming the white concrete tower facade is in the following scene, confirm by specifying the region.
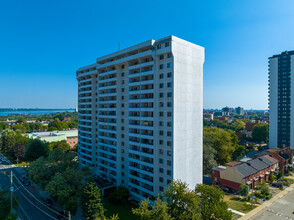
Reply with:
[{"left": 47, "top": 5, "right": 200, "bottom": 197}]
[
  {"left": 76, "top": 36, "right": 204, "bottom": 202},
  {"left": 269, "top": 51, "right": 294, "bottom": 149}
]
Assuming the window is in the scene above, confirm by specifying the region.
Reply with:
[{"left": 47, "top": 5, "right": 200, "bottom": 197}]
[
  {"left": 167, "top": 102, "right": 172, "bottom": 107},
  {"left": 160, "top": 64, "right": 164, "bottom": 69},
  {"left": 159, "top": 93, "right": 164, "bottom": 98},
  {"left": 167, "top": 170, "right": 171, "bottom": 176},
  {"left": 121, "top": 111, "right": 124, "bottom": 115},
  {"left": 167, "top": 131, "right": 172, "bottom": 136},
  {"left": 122, "top": 65, "right": 125, "bottom": 69},
  {"left": 121, "top": 103, "right": 124, "bottom": 107},
  {"left": 159, "top": 55, "right": 164, "bottom": 60},
  {"left": 159, "top": 149, "right": 164, "bottom": 154},
  {"left": 167, "top": 112, "right": 172, "bottom": 117},
  {"left": 167, "top": 63, "right": 172, "bottom": 68},
  {"left": 160, "top": 73, "right": 164, "bottom": 79},
  {"left": 167, "top": 141, "right": 172, "bottom": 146},
  {"left": 121, "top": 88, "right": 125, "bottom": 92},
  {"left": 159, "top": 186, "right": 164, "bottom": 192},
  {"left": 157, "top": 44, "right": 162, "bottom": 49},
  {"left": 159, "top": 177, "right": 163, "bottom": 183},
  {"left": 165, "top": 42, "right": 170, "bottom": 47},
  {"left": 159, "top": 140, "right": 164, "bottom": 145},
  {"left": 121, "top": 96, "right": 124, "bottom": 100},
  {"left": 122, "top": 126, "right": 124, "bottom": 130},
  {"left": 121, "top": 80, "right": 124, "bottom": 84},
  {"left": 122, "top": 142, "right": 124, "bottom": 146},
  {"left": 160, "top": 83, "right": 164, "bottom": 88},
  {"left": 159, "top": 130, "right": 164, "bottom": 135},
  {"left": 167, "top": 82, "right": 172, "bottom": 87},
  {"left": 167, "top": 92, "right": 172, "bottom": 97},
  {"left": 159, "top": 121, "right": 164, "bottom": 126},
  {"left": 121, "top": 134, "right": 124, "bottom": 138},
  {"left": 167, "top": 121, "right": 172, "bottom": 127},
  {"left": 159, "top": 168, "right": 163, "bottom": 173},
  {"left": 167, "top": 53, "right": 172, "bottom": 58},
  {"left": 159, "top": 112, "right": 164, "bottom": 117},
  {"left": 167, "top": 179, "right": 171, "bottom": 184},
  {"left": 159, "top": 102, "right": 164, "bottom": 107},
  {"left": 167, "top": 160, "right": 172, "bottom": 166},
  {"left": 167, "top": 151, "right": 172, "bottom": 156},
  {"left": 159, "top": 158, "right": 164, "bottom": 164}
]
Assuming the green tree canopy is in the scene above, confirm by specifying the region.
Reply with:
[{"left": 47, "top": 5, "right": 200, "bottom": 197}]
[
  {"left": 252, "top": 124, "right": 269, "bottom": 143},
  {"left": 49, "top": 140, "right": 71, "bottom": 152},
  {"left": 0, "top": 190, "right": 10, "bottom": 220},
  {"left": 195, "top": 184, "right": 232, "bottom": 220},
  {"left": 239, "top": 185, "right": 249, "bottom": 197},
  {"left": 11, "top": 124, "right": 27, "bottom": 133},
  {"left": 203, "top": 142, "right": 217, "bottom": 175},
  {"left": 164, "top": 180, "right": 201, "bottom": 220},
  {"left": 81, "top": 182, "right": 105, "bottom": 220},
  {"left": 204, "top": 127, "right": 238, "bottom": 165},
  {"left": 132, "top": 197, "right": 172, "bottom": 220},
  {"left": 24, "top": 139, "right": 49, "bottom": 162},
  {"left": 1, "top": 129, "right": 16, "bottom": 155}
]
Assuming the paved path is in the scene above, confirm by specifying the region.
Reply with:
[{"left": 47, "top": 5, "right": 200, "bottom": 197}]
[{"left": 239, "top": 184, "right": 294, "bottom": 220}]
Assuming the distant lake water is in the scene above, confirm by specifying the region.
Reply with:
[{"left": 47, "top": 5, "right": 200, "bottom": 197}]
[{"left": 0, "top": 109, "right": 75, "bottom": 116}]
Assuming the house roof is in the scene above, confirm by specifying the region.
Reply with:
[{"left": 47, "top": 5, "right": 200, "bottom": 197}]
[
  {"left": 259, "top": 155, "right": 278, "bottom": 166},
  {"left": 212, "top": 166, "right": 227, "bottom": 171},
  {"left": 234, "top": 163, "right": 257, "bottom": 177},
  {"left": 246, "top": 158, "right": 269, "bottom": 171}
]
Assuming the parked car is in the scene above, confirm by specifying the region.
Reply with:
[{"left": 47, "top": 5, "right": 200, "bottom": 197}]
[
  {"left": 271, "top": 182, "right": 283, "bottom": 188},
  {"left": 20, "top": 177, "right": 28, "bottom": 184},
  {"left": 24, "top": 180, "right": 31, "bottom": 186}
]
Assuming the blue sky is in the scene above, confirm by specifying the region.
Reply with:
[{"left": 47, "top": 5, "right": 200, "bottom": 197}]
[{"left": 1, "top": 0, "right": 294, "bottom": 109}]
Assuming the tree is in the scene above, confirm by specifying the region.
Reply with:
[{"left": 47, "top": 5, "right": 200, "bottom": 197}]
[
  {"left": 24, "top": 139, "right": 49, "bottom": 162},
  {"left": 81, "top": 182, "right": 105, "bottom": 220},
  {"left": 13, "top": 143, "right": 25, "bottom": 164},
  {"left": 232, "top": 145, "right": 245, "bottom": 161},
  {"left": 109, "top": 186, "right": 130, "bottom": 204},
  {"left": 164, "top": 180, "right": 201, "bottom": 220},
  {"left": 269, "top": 174, "right": 276, "bottom": 182},
  {"left": 28, "top": 157, "right": 52, "bottom": 188},
  {"left": 49, "top": 140, "right": 70, "bottom": 152},
  {"left": 252, "top": 124, "right": 269, "bottom": 143},
  {"left": 204, "top": 127, "right": 238, "bottom": 165},
  {"left": 11, "top": 124, "right": 27, "bottom": 133},
  {"left": 1, "top": 129, "right": 16, "bottom": 155},
  {"left": 203, "top": 142, "right": 217, "bottom": 175},
  {"left": 132, "top": 197, "right": 172, "bottom": 220},
  {"left": 195, "top": 184, "right": 232, "bottom": 220},
  {"left": 0, "top": 122, "right": 8, "bottom": 132},
  {"left": 0, "top": 190, "right": 10, "bottom": 219},
  {"left": 240, "top": 185, "right": 249, "bottom": 197},
  {"left": 232, "top": 119, "right": 245, "bottom": 132},
  {"left": 48, "top": 118, "right": 64, "bottom": 131},
  {"left": 17, "top": 116, "right": 27, "bottom": 124}
]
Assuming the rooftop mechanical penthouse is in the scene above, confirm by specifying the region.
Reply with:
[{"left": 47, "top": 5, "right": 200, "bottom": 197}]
[{"left": 76, "top": 36, "right": 204, "bottom": 201}]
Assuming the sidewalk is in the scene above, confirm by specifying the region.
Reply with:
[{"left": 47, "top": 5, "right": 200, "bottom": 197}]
[{"left": 238, "top": 183, "right": 294, "bottom": 220}]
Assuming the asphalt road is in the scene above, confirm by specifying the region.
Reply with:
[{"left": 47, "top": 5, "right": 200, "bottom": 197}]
[
  {"left": 250, "top": 188, "right": 294, "bottom": 220},
  {"left": 0, "top": 155, "right": 67, "bottom": 220}
]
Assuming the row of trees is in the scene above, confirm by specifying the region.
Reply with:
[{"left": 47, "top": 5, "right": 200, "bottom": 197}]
[
  {"left": 80, "top": 180, "right": 232, "bottom": 220},
  {"left": 203, "top": 127, "right": 245, "bottom": 174},
  {"left": 48, "top": 118, "right": 77, "bottom": 131},
  {"left": 133, "top": 180, "right": 232, "bottom": 220},
  {"left": 0, "top": 128, "right": 72, "bottom": 163},
  {"left": 28, "top": 148, "right": 90, "bottom": 213}
]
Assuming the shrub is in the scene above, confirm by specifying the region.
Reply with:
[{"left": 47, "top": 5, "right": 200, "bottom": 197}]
[{"left": 109, "top": 186, "right": 130, "bottom": 204}]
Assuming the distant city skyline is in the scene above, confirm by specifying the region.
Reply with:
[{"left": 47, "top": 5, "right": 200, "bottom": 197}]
[{"left": 1, "top": 0, "right": 294, "bottom": 109}]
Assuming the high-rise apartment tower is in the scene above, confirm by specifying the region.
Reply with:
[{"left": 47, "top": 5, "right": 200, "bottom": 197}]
[
  {"left": 76, "top": 36, "right": 204, "bottom": 201},
  {"left": 269, "top": 50, "right": 294, "bottom": 149}
]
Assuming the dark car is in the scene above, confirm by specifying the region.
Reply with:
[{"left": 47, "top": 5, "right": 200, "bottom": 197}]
[{"left": 271, "top": 182, "right": 283, "bottom": 188}]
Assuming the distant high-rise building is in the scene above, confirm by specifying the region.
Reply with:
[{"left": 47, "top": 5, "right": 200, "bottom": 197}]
[
  {"left": 235, "top": 106, "right": 244, "bottom": 115},
  {"left": 269, "top": 50, "right": 294, "bottom": 149},
  {"left": 76, "top": 36, "right": 204, "bottom": 202},
  {"left": 222, "top": 106, "right": 232, "bottom": 116}
]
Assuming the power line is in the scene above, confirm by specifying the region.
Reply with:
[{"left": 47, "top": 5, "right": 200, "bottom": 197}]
[
  {"left": 12, "top": 181, "right": 58, "bottom": 220},
  {"left": 13, "top": 174, "right": 68, "bottom": 219},
  {"left": 13, "top": 194, "right": 31, "bottom": 220}
]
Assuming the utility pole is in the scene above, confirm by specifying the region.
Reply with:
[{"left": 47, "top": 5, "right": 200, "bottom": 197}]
[
  {"left": 68, "top": 211, "right": 71, "bottom": 220},
  {"left": 10, "top": 170, "right": 13, "bottom": 212}
]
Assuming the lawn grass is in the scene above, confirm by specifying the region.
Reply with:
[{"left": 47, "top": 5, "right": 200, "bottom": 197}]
[
  {"left": 224, "top": 194, "right": 257, "bottom": 213},
  {"left": 14, "top": 161, "right": 29, "bottom": 167},
  {"left": 103, "top": 198, "right": 139, "bottom": 220},
  {"left": 284, "top": 177, "right": 294, "bottom": 183}
]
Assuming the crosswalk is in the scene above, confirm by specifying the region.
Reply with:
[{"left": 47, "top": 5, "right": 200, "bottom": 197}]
[{"left": 0, "top": 164, "right": 16, "bottom": 170}]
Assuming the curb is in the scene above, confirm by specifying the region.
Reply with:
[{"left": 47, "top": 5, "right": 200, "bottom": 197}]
[{"left": 238, "top": 184, "right": 294, "bottom": 220}]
